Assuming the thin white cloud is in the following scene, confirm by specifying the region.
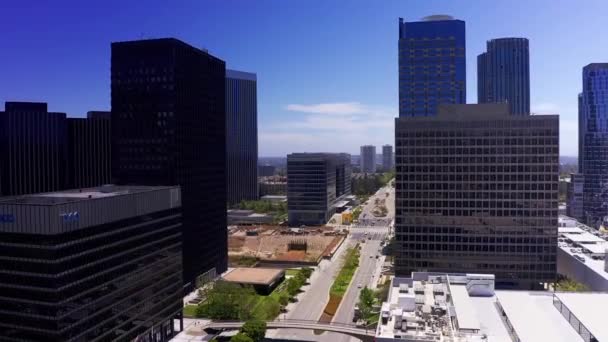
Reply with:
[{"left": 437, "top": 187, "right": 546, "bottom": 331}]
[
  {"left": 261, "top": 101, "right": 396, "bottom": 155},
  {"left": 286, "top": 102, "right": 366, "bottom": 115}
]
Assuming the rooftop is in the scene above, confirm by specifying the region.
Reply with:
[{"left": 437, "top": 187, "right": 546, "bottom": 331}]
[
  {"left": 222, "top": 268, "right": 284, "bottom": 286},
  {"left": 0, "top": 185, "right": 178, "bottom": 206}
]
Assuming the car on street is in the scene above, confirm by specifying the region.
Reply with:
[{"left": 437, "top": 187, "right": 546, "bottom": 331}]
[{"left": 357, "top": 283, "right": 362, "bottom": 288}]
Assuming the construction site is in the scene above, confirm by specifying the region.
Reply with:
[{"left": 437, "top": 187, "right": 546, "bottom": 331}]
[{"left": 228, "top": 225, "right": 346, "bottom": 265}]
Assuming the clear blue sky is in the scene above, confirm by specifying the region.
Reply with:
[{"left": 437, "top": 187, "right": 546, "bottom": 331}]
[{"left": 1, "top": 0, "right": 606, "bottom": 156}]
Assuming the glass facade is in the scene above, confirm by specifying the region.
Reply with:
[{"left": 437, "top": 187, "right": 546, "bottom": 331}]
[
  {"left": 111, "top": 38, "right": 228, "bottom": 289},
  {"left": 0, "top": 187, "right": 183, "bottom": 342},
  {"left": 478, "top": 38, "right": 530, "bottom": 115},
  {"left": 360, "top": 145, "right": 376, "bottom": 173},
  {"left": 226, "top": 70, "right": 259, "bottom": 205},
  {"left": 395, "top": 104, "right": 559, "bottom": 287},
  {"left": 287, "top": 153, "right": 351, "bottom": 226},
  {"left": 398, "top": 17, "right": 466, "bottom": 117},
  {"left": 579, "top": 63, "right": 608, "bottom": 227}
]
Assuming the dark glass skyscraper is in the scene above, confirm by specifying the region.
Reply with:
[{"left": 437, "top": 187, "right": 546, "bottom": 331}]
[
  {"left": 0, "top": 185, "right": 183, "bottom": 342},
  {"left": 0, "top": 102, "right": 67, "bottom": 196},
  {"left": 395, "top": 104, "right": 559, "bottom": 288},
  {"left": 226, "top": 69, "right": 258, "bottom": 205},
  {"left": 287, "top": 153, "right": 351, "bottom": 226},
  {"left": 579, "top": 63, "right": 608, "bottom": 227},
  {"left": 67, "top": 115, "right": 111, "bottom": 189},
  {"left": 111, "top": 38, "right": 227, "bottom": 289},
  {"left": 478, "top": 38, "right": 530, "bottom": 115},
  {"left": 398, "top": 16, "right": 466, "bottom": 117}
]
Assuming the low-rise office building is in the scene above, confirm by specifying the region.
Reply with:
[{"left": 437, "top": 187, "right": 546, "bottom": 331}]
[
  {"left": 377, "top": 272, "right": 607, "bottom": 342},
  {"left": 227, "top": 209, "right": 274, "bottom": 225},
  {"left": 259, "top": 176, "right": 287, "bottom": 196},
  {"left": 0, "top": 185, "right": 183, "bottom": 342},
  {"left": 557, "top": 215, "right": 608, "bottom": 291},
  {"left": 287, "top": 153, "right": 352, "bottom": 226}
]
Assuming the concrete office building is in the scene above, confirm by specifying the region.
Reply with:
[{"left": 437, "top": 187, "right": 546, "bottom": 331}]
[
  {"left": 398, "top": 16, "right": 466, "bottom": 117},
  {"left": 111, "top": 38, "right": 227, "bottom": 289},
  {"left": 568, "top": 173, "right": 584, "bottom": 220},
  {"left": 226, "top": 69, "right": 258, "bottom": 205},
  {"left": 478, "top": 38, "right": 530, "bottom": 115},
  {"left": 287, "top": 153, "right": 351, "bottom": 226},
  {"left": 360, "top": 145, "right": 377, "bottom": 173},
  {"left": 0, "top": 102, "right": 68, "bottom": 196},
  {"left": 0, "top": 185, "right": 183, "bottom": 342},
  {"left": 382, "top": 144, "right": 394, "bottom": 171},
  {"left": 67, "top": 114, "right": 111, "bottom": 189},
  {"left": 579, "top": 63, "right": 608, "bottom": 228},
  {"left": 395, "top": 104, "right": 559, "bottom": 287}
]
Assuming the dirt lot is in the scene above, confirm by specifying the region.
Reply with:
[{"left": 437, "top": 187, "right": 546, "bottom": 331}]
[{"left": 228, "top": 226, "right": 345, "bottom": 263}]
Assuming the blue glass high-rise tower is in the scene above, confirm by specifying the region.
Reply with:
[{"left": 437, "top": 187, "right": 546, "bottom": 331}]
[
  {"left": 579, "top": 63, "right": 608, "bottom": 227},
  {"left": 398, "top": 15, "right": 466, "bottom": 117},
  {"left": 478, "top": 38, "right": 530, "bottom": 115}
]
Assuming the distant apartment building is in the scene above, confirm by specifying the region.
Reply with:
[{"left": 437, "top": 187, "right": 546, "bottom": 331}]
[
  {"left": 0, "top": 102, "right": 68, "bottom": 196},
  {"left": 258, "top": 164, "right": 276, "bottom": 177},
  {"left": 0, "top": 185, "right": 183, "bottom": 341},
  {"left": 226, "top": 69, "right": 258, "bottom": 205},
  {"left": 111, "top": 38, "right": 227, "bottom": 289},
  {"left": 67, "top": 113, "right": 111, "bottom": 189},
  {"left": 360, "top": 145, "right": 376, "bottom": 173},
  {"left": 478, "top": 38, "right": 530, "bottom": 115},
  {"left": 287, "top": 153, "right": 351, "bottom": 226},
  {"left": 567, "top": 173, "right": 584, "bottom": 220},
  {"left": 395, "top": 103, "right": 559, "bottom": 287},
  {"left": 382, "top": 144, "right": 393, "bottom": 171},
  {"left": 579, "top": 63, "right": 608, "bottom": 228},
  {"left": 398, "top": 16, "right": 466, "bottom": 117}
]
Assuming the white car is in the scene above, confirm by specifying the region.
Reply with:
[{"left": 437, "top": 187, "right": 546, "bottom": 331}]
[{"left": 357, "top": 283, "right": 362, "bottom": 289}]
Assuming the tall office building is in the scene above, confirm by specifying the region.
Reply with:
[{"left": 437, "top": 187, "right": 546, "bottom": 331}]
[
  {"left": 360, "top": 145, "right": 377, "bottom": 173},
  {"left": 67, "top": 114, "right": 111, "bottom": 189},
  {"left": 579, "top": 63, "right": 608, "bottom": 227},
  {"left": 111, "top": 38, "right": 227, "bottom": 289},
  {"left": 567, "top": 173, "right": 584, "bottom": 220},
  {"left": 382, "top": 144, "right": 394, "bottom": 171},
  {"left": 226, "top": 69, "right": 258, "bottom": 205},
  {"left": 0, "top": 102, "right": 67, "bottom": 196},
  {"left": 395, "top": 104, "right": 559, "bottom": 287},
  {"left": 287, "top": 153, "right": 351, "bottom": 226},
  {"left": 478, "top": 38, "right": 530, "bottom": 115},
  {"left": 398, "top": 16, "right": 466, "bottom": 117},
  {"left": 0, "top": 185, "right": 183, "bottom": 341}
]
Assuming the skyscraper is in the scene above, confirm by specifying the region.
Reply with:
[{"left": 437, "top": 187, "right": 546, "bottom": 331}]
[
  {"left": 67, "top": 114, "right": 111, "bottom": 189},
  {"left": 567, "top": 173, "right": 584, "bottom": 220},
  {"left": 0, "top": 102, "right": 67, "bottom": 196},
  {"left": 0, "top": 185, "right": 183, "bottom": 341},
  {"left": 287, "top": 153, "right": 351, "bottom": 226},
  {"left": 360, "top": 145, "right": 377, "bottom": 173},
  {"left": 111, "top": 38, "right": 227, "bottom": 289},
  {"left": 382, "top": 144, "right": 394, "bottom": 171},
  {"left": 579, "top": 63, "right": 608, "bottom": 227},
  {"left": 478, "top": 38, "right": 530, "bottom": 115},
  {"left": 398, "top": 16, "right": 466, "bottom": 117},
  {"left": 226, "top": 69, "right": 258, "bottom": 205},
  {"left": 395, "top": 104, "right": 559, "bottom": 288}
]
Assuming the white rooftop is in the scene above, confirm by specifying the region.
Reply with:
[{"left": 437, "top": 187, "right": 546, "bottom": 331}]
[
  {"left": 579, "top": 242, "right": 608, "bottom": 255},
  {"left": 558, "top": 226, "right": 585, "bottom": 234},
  {"left": 449, "top": 284, "right": 480, "bottom": 331},
  {"left": 555, "top": 292, "right": 608, "bottom": 341},
  {"left": 563, "top": 231, "right": 605, "bottom": 243},
  {"left": 495, "top": 291, "right": 582, "bottom": 342}
]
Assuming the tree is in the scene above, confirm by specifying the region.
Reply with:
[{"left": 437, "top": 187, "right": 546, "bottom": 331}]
[
  {"left": 286, "top": 278, "right": 300, "bottom": 296},
  {"left": 556, "top": 277, "right": 588, "bottom": 292},
  {"left": 359, "top": 286, "right": 375, "bottom": 322},
  {"left": 301, "top": 267, "right": 313, "bottom": 279},
  {"left": 278, "top": 293, "right": 289, "bottom": 306},
  {"left": 230, "top": 333, "right": 253, "bottom": 342},
  {"left": 196, "top": 282, "right": 257, "bottom": 320},
  {"left": 241, "top": 319, "right": 267, "bottom": 342}
]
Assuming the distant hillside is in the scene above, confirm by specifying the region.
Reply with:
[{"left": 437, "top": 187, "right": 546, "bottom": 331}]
[{"left": 560, "top": 156, "right": 577, "bottom": 165}]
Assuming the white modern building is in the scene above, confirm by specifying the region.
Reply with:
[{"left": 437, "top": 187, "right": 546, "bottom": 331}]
[
  {"left": 376, "top": 272, "right": 607, "bottom": 342},
  {"left": 360, "top": 145, "right": 377, "bottom": 173},
  {"left": 557, "top": 215, "right": 608, "bottom": 291}
]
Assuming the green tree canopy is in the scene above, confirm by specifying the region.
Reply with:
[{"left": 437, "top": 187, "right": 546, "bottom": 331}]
[
  {"left": 241, "top": 319, "right": 267, "bottom": 342},
  {"left": 230, "top": 333, "right": 253, "bottom": 342}
]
